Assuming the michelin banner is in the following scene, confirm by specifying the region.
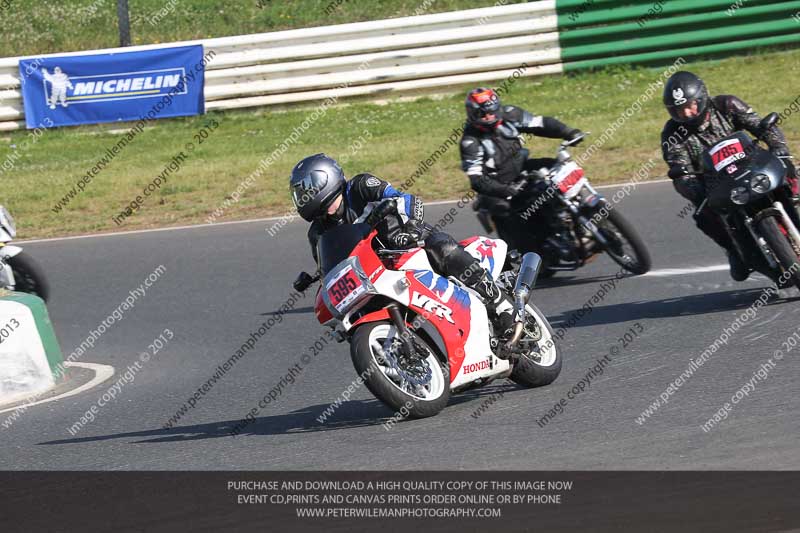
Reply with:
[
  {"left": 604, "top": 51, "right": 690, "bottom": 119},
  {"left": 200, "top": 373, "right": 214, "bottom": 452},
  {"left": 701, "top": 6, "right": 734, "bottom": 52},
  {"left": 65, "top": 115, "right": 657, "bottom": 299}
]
[{"left": 19, "top": 45, "right": 205, "bottom": 129}]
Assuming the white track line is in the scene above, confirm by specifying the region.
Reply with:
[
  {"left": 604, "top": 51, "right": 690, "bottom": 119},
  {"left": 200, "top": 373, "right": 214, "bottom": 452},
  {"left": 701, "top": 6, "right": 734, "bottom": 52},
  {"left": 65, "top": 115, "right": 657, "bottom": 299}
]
[
  {"left": 643, "top": 264, "right": 729, "bottom": 277},
  {"left": 0, "top": 362, "right": 115, "bottom": 414},
  {"left": 19, "top": 178, "right": 670, "bottom": 245}
]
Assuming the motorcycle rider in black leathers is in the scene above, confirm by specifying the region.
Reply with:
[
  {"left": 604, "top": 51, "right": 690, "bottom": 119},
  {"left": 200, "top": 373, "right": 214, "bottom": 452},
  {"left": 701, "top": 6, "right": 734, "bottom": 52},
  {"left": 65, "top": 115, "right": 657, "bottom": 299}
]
[
  {"left": 661, "top": 71, "right": 798, "bottom": 281},
  {"left": 290, "top": 153, "right": 514, "bottom": 338},
  {"left": 459, "top": 87, "right": 585, "bottom": 252}
]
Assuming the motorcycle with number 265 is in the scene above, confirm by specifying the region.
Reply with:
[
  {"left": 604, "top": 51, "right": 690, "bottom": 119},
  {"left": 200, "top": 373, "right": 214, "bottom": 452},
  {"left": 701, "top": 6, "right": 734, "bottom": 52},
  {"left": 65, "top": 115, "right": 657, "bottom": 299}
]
[{"left": 475, "top": 133, "right": 652, "bottom": 279}]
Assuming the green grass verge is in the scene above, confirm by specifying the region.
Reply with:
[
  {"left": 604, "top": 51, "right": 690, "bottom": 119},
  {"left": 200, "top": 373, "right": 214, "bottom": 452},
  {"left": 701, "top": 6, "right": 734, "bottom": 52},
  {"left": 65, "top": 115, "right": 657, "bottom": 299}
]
[
  {"left": 0, "top": 0, "right": 526, "bottom": 57},
  {"left": 3, "top": 48, "right": 800, "bottom": 239}
]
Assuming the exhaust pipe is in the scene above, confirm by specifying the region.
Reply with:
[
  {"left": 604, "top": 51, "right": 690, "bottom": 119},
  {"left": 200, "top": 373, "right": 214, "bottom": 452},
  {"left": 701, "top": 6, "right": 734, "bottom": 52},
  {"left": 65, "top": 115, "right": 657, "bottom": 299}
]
[{"left": 506, "top": 253, "right": 542, "bottom": 348}]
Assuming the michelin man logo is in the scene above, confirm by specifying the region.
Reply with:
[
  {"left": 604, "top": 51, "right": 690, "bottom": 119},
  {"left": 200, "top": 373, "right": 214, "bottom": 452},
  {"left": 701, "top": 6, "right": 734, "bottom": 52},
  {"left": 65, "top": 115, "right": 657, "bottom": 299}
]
[
  {"left": 43, "top": 67, "right": 73, "bottom": 109},
  {"left": 672, "top": 88, "right": 687, "bottom": 106}
]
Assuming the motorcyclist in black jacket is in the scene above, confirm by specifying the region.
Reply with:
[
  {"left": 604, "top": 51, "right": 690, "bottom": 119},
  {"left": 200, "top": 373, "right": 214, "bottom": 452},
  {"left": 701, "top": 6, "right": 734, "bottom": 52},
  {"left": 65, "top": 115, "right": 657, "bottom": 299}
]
[
  {"left": 459, "top": 87, "right": 585, "bottom": 252},
  {"left": 661, "top": 71, "right": 798, "bottom": 281},
  {"left": 290, "top": 153, "right": 514, "bottom": 336}
]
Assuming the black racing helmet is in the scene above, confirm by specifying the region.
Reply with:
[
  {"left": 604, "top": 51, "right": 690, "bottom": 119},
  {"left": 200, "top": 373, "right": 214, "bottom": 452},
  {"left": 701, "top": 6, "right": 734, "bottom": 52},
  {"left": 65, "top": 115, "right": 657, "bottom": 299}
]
[
  {"left": 663, "top": 71, "right": 710, "bottom": 127},
  {"left": 289, "top": 153, "right": 346, "bottom": 221},
  {"left": 466, "top": 87, "right": 502, "bottom": 128}
]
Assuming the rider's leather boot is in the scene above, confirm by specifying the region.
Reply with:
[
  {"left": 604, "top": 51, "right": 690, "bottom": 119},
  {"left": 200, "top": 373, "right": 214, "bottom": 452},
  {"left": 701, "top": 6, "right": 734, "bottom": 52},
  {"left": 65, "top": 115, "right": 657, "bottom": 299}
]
[
  {"left": 465, "top": 268, "right": 515, "bottom": 334},
  {"left": 695, "top": 211, "right": 752, "bottom": 281},
  {"left": 728, "top": 251, "right": 750, "bottom": 282}
]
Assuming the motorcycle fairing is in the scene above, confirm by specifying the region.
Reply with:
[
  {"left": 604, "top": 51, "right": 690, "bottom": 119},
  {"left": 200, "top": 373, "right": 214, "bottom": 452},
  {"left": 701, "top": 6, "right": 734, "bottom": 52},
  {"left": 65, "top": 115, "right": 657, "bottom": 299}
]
[
  {"left": 321, "top": 236, "right": 509, "bottom": 387},
  {"left": 551, "top": 161, "right": 588, "bottom": 199},
  {"left": 460, "top": 236, "right": 508, "bottom": 280},
  {"left": 372, "top": 265, "right": 507, "bottom": 387}
]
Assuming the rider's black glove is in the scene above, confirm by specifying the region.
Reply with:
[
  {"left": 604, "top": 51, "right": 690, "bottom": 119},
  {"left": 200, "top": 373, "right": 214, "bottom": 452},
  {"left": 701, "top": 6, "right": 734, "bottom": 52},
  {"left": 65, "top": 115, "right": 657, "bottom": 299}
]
[
  {"left": 391, "top": 219, "right": 427, "bottom": 248},
  {"left": 566, "top": 129, "right": 585, "bottom": 145},
  {"left": 505, "top": 181, "right": 526, "bottom": 200},
  {"left": 772, "top": 145, "right": 791, "bottom": 158},
  {"left": 667, "top": 164, "right": 696, "bottom": 181},
  {"left": 531, "top": 179, "right": 551, "bottom": 194}
]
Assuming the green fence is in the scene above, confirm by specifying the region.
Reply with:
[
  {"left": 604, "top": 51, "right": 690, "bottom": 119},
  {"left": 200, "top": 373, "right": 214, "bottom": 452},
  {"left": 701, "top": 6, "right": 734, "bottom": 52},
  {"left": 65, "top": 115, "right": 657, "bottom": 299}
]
[{"left": 556, "top": 0, "right": 800, "bottom": 71}]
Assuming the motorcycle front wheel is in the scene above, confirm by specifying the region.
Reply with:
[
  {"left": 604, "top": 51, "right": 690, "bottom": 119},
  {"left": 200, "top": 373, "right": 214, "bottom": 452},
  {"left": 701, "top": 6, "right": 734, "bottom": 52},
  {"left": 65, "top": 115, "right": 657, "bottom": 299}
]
[
  {"left": 6, "top": 252, "right": 50, "bottom": 302},
  {"left": 350, "top": 321, "right": 449, "bottom": 419},
  {"left": 595, "top": 207, "right": 652, "bottom": 275}
]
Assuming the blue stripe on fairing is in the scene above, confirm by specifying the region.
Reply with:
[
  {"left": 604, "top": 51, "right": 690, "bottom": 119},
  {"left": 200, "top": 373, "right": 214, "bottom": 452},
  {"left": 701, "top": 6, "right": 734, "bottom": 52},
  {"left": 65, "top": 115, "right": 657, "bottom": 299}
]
[{"left": 412, "top": 270, "right": 471, "bottom": 311}]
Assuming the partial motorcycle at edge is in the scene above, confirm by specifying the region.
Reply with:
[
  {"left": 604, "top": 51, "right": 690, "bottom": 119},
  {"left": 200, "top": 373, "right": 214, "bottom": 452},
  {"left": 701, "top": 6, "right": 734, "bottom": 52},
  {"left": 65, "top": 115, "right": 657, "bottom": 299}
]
[{"left": 0, "top": 205, "right": 49, "bottom": 301}]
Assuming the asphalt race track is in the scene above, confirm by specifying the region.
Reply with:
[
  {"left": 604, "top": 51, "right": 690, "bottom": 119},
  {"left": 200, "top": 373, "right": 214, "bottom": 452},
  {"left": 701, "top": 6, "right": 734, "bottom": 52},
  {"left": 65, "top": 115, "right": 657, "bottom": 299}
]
[{"left": 3, "top": 181, "right": 799, "bottom": 470}]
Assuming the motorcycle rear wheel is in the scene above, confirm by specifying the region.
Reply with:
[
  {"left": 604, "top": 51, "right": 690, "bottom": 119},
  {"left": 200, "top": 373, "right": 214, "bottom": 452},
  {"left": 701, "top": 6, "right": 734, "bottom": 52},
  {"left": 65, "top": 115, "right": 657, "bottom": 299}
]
[
  {"left": 509, "top": 303, "right": 562, "bottom": 387},
  {"left": 350, "top": 321, "right": 449, "bottom": 419}
]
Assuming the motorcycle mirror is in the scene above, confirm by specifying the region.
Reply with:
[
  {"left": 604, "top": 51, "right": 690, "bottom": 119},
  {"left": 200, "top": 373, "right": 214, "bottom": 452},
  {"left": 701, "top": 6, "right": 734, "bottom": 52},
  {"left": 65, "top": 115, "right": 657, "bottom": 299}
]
[
  {"left": 562, "top": 132, "right": 589, "bottom": 148},
  {"left": 293, "top": 271, "right": 316, "bottom": 292},
  {"left": 759, "top": 112, "right": 780, "bottom": 134}
]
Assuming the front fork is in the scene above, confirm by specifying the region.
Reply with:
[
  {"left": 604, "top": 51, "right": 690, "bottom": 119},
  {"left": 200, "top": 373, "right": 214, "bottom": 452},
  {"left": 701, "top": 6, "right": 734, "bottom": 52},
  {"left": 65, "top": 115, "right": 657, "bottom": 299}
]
[
  {"left": 387, "top": 304, "right": 415, "bottom": 358},
  {"left": 741, "top": 216, "right": 779, "bottom": 271},
  {"left": 773, "top": 201, "right": 800, "bottom": 250},
  {"left": 738, "top": 199, "right": 800, "bottom": 272}
]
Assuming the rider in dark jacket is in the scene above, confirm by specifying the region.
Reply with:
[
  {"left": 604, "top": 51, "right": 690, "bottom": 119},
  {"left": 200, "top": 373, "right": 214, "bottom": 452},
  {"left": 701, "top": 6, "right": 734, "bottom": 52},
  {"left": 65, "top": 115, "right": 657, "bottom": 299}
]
[
  {"left": 661, "top": 71, "right": 798, "bottom": 280},
  {"left": 290, "top": 153, "right": 513, "bottom": 331},
  {"left": 459, "top": 87, "right": 584, "bottom": 251}
]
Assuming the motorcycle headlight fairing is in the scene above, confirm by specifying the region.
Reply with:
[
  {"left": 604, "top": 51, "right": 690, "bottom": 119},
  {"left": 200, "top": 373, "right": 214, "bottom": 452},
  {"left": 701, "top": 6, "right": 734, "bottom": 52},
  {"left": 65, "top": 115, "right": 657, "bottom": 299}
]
[
  {"left": 749, "top": 173, "right": 771, "bottom": 194},
  {"left": 730, "top": 187, "right": 750, "bottom": 205},
  {"left": 0, "top": 206, "right": 16, "bottom": 238}
]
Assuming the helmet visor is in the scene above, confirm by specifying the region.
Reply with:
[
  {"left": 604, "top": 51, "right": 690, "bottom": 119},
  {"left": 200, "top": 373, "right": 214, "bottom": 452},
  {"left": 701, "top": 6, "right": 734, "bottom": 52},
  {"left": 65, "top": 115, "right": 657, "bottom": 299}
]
[
  {"left": 468, "top": 89, "right": 500, "bottom": 125},
  {"left": 478, "top": 106, "right": 499, "bottom": 122},
  {"left": 667, "top": 99, "right": 701, "bottom": 123},
  {"left": 291, "top": 170, "right": 327, "bottom": 209}
]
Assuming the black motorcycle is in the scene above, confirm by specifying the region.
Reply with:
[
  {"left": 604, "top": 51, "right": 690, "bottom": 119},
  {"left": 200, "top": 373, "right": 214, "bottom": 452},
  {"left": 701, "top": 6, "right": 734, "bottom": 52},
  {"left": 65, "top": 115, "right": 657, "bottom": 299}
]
[
  {"left": 474, "top": 133, "right": 651, "bottom": 278},
  {"left": 698, "top": 112, "right": 800, "bottom": 288}
]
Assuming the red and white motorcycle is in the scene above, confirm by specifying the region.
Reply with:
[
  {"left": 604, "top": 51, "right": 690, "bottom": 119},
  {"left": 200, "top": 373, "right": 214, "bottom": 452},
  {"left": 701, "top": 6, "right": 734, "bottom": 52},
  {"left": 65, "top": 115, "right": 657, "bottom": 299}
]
[{"left": 294, "top": 201, "right": 561, "bottom": 418}]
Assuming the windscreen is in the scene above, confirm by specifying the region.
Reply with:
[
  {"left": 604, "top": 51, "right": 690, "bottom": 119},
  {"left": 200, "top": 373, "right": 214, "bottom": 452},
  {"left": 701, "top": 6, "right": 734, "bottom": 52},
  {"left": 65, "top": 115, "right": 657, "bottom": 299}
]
[{"left": 317, "top": 223, "right": 372, "bottom": 276}]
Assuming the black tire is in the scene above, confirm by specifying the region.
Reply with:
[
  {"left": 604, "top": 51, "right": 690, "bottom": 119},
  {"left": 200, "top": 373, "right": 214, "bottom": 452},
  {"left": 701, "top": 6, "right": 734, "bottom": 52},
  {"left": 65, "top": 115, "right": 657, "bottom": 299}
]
[
  {"left": 509, "top": 303, "right": 562, "bottom": 387},
  {"left": 596, "top": 207, "right": 652, "bottom": 275},
  {"left": 758, "top": 215, "right": 800, "bottom": 289},
  {"left": 538, "top": 268, "right": 557, "bottom": 279},
  {"left": 6, "top": 252, "right": 50, "bottom": 302},
  {"left": 536, "top": 253, "right": 558, "bottom": 279},
  {"left": 350, "top": 321, "right": 449, "bottom": 419}
]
